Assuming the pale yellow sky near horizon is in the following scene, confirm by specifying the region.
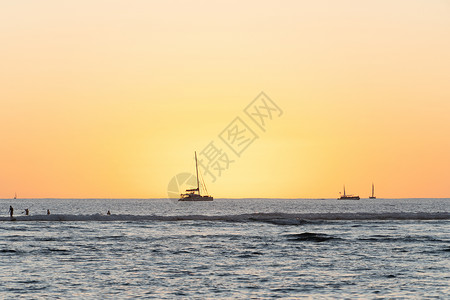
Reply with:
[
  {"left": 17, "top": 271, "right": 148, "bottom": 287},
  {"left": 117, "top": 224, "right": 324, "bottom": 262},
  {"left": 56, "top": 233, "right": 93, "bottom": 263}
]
[{"left": 1, "top": 0, "right": 449, "bottom": 198}]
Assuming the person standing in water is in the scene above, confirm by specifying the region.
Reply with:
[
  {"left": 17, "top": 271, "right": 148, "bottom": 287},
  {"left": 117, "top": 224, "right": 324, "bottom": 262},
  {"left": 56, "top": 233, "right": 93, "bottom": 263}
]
[
  {"left": 9, "top": 206, "right": 14, "bottom": 218},
  {"left": 47, "top": 209, "right": 50, "bottom": 215}
]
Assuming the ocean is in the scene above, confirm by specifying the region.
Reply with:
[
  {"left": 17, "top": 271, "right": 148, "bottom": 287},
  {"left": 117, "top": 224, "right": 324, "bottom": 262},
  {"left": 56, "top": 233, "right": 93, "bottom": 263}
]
[{"left": 1, "top": 198, "right": 449, "bottom": 299}]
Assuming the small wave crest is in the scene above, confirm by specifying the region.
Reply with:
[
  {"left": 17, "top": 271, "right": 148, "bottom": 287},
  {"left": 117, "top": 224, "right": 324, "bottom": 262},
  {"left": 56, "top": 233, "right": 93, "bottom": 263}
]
[
  {"left": 285, "top": 232, "right": 338, "bottom": 242},
  {"left": 0, "top": 212, "right": 448, "bottom": 223}
]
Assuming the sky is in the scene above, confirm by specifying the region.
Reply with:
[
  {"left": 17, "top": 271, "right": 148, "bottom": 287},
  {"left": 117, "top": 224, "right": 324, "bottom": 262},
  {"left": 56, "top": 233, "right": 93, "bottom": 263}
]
[{"left": 1, "top": 0, "right": 449, "bottom": 198}]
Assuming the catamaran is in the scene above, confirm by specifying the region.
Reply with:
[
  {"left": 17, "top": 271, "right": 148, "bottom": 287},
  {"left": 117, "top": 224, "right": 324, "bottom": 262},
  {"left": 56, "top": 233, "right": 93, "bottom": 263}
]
[
  {"left": 338, "top": 185, "right": 360, "bottom": 200},
  {"left": 179, "top": 151, "right": 213, "bottom": 201},
  {"left": 369, "top": 183, "right": 376, "bottom": 199}
]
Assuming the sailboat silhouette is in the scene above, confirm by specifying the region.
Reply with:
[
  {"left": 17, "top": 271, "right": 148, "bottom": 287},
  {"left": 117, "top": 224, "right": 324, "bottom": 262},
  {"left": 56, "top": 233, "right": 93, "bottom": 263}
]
[
  {"left": 338, "top": 185, "right": 360, "bottom": 200},
  {"left": 179, "top": 152, "right": 213, "bottom": 201},
  {"left": 369, "top": 183, "right": 376, "bottom": 199}
]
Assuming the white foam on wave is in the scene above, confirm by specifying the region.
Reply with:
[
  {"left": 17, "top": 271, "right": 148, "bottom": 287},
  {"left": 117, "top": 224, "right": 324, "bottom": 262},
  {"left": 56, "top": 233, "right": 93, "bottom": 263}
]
[{"left": 1, "top": 212, "right": 449, "bottom": 222}]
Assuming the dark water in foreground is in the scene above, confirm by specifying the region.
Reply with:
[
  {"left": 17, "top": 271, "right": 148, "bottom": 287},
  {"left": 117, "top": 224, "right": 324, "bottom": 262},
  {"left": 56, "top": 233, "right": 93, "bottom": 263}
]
[{"left": 1, "top": 198, "right": 449, "bottom": 299}]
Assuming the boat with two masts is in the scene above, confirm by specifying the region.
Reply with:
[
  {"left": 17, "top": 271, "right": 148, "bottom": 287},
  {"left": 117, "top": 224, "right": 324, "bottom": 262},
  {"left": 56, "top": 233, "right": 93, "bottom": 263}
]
[
  {"left": 179, "top": 151, "right": 213, "bottom": 201},
  {"left": 338, "top": 185, "right": 360, "bottom": 200}
]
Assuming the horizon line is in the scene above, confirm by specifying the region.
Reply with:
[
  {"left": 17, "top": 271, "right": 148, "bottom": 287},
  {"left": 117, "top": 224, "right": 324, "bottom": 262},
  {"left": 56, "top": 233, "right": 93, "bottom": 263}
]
[{"left": 1, "top": 197, "right": 449, "bottom": 200}]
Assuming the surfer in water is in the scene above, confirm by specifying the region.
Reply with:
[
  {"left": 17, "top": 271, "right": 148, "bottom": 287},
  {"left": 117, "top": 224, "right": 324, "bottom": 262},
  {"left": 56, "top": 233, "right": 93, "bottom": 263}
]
[
  {"left": 107, "top": 210, "right": 111, "bottom": 215},
  {"left": 9, "top": 206, "right": 14, "bottom": 218},
  {"left": 47, "top": 209, "right": 50, "bottom": 215},
  {"left": 24, "top": 208, "right": 29, "bottom": 216}
]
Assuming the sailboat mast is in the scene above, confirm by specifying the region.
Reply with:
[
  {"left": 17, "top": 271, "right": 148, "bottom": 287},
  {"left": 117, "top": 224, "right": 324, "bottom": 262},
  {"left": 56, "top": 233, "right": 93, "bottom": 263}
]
[
  {"left": 372, "top": 183, "right": 374, "bottom": 197},
  {"left": 343, "top": 185, "right": 346, "bottom": 196},
  {"left": 195, "top": 151, "right": 200, "bottom": 194}
]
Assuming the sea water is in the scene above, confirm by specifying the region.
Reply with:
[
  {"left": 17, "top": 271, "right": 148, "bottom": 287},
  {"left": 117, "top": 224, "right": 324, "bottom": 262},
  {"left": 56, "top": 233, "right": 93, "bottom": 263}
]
[{"left": 1, "top": 198, "right": 449, "bottom": 299}]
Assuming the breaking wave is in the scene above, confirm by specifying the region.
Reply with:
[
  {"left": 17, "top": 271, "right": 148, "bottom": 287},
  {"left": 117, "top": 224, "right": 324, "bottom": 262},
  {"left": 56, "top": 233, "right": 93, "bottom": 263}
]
[{"left": 1, "top": 212, "right": 449, "bottom": 223}]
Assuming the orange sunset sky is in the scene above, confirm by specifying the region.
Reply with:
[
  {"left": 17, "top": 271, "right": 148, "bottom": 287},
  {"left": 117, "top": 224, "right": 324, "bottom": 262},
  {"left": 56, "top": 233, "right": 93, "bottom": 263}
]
[{"left": 1, "top": 1, "right": 449, "bottom": 198}]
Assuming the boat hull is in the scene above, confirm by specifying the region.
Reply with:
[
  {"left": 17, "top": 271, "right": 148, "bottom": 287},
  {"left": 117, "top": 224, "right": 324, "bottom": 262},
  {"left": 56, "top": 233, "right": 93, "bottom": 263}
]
[
  {"left": 338, "top": 196, "right": 360, "bottom": 200},
  {"left": 179, "top": 195, "right": 213, "bottom": 201}
]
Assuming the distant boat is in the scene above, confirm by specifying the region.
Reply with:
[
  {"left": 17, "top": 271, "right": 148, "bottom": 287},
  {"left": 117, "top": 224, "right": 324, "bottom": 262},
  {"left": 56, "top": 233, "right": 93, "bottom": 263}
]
[
  {"left": 338, "top": 185, "right": 360, "bottom": 200},
  {"left": 369, "top": 183, "right": 376, "bottom": 199},
  {"left": 179, "top": 151, "right": 213, "bottom": 201},
  {"left": 14, "top": 192, "right": 17, "bottom": 199}
]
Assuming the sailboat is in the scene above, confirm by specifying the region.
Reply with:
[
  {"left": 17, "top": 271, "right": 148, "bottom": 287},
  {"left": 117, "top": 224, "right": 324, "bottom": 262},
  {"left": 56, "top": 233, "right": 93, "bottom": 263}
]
[
  {"left": 14, "top": 192, "right": 17, "bottom": 199},
  {"left": 179, "top": 151, "right": 213, "bottom": 201},
  {"left": 338, "top": 185, "right": 360, "bottom": 200},
  {"left": 369, "top": 183, "right": 376, "bottom": 199}
]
